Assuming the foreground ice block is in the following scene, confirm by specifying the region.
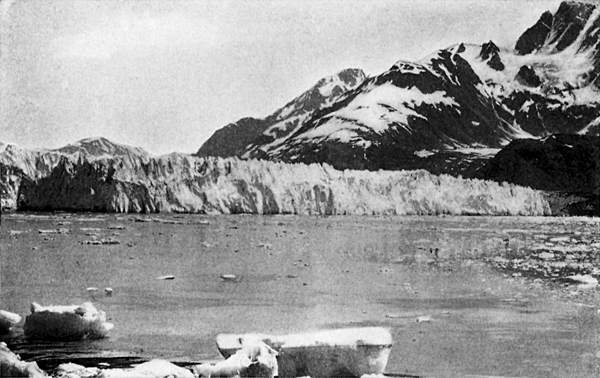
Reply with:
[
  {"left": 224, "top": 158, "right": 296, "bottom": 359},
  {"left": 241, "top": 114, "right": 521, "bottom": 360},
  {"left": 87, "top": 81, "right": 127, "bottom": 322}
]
[
  {"left": 0, "top": 342, "right": 47, "bottom": 377},
  {"left": 24, "top": 302, "right": 113, "bottom": 340},
  {"left": 193, "top": 340, "right": 278, "bottom": 378},
  {"left": 216, "top": 327, "right": 392, "bottom": 378},
  {"left": 97, "top": 360, "right": 194, "bottom": 378},
  {"left": 0, "top": 310, "right": 22, "bottom": 334}
]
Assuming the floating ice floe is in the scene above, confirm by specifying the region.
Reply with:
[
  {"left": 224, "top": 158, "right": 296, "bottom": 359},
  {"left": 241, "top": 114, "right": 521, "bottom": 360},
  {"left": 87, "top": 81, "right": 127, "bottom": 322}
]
[
  {"left": 0, "top": 342, "right": 47, "bottom": 377},
  {"left": 54, "top": 362, "right": 99, "bottom": 378},
  {"left": 97, "top": 360, "right": 194, "bottom": 378},
  {"left": 216, "top": 327, "right": 392, "bottom": 378},
  {"left": 156, "top": 275, "right": 175, "bottom": 280},
  {"left": 0, "top": 310, "right": 22, "bottom": 334},
  {"left": 82, "top": 238, "right": 120, "bottom": 245},
  {"left": 416, "top": 315, "right": 433, "bottom": 323},
  {"left": 24, "top": 302, "right": 113, "bottom": 340},
  {"left": 565, "top": 274, "right": 598, "bottom": 289},
  {"left": 193, "top": 340, "right": 278, "bottom": 378},
  {"left": 220, "top": 274, "right": 238, "bottom": 282},
  {"left": 38, "top": 228, "right": 69, "bottom": 235}
]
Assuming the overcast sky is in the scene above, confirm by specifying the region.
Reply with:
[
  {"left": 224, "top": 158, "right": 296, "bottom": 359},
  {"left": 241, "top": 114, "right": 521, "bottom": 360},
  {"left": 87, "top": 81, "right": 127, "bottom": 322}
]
[{"left": 1, "top": 0, "right": 561, "bottom": 154}]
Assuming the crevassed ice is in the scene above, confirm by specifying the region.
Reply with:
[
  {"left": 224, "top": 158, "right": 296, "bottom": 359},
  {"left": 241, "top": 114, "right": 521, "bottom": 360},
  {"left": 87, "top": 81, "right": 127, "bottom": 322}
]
[{"left": 18, "top": 154, "right": 551, "bottom": 216}]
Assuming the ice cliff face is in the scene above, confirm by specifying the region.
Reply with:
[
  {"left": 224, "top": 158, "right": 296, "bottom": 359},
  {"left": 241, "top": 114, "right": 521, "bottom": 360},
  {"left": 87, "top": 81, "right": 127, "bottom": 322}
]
[
  {"left": 196, "top": 1, "right": 600, "bottom": 176},
  {"left": 3, "top": 139, "right": 551, "bottom": 215}
]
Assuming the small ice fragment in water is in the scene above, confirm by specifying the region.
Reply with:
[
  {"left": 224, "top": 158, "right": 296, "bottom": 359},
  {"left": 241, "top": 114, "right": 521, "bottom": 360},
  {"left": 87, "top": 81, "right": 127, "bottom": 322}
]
[
  {"left": 38, "top": 228, "right": 69, "bottom": 234},
  {"left": 566, "top": 274, "right": 598, "bottom": 289},
  {"left": 157, "top": 275, "right": 175, "bottom": 280},
  {"left": 82, "top": 238, "right": 120, "bottom": 245},
  {"left": 416, "top": 315, "right": 432, "bottom": 323},
  {"left": 104, "top": 287, "right": 113, "bottom": 296}
]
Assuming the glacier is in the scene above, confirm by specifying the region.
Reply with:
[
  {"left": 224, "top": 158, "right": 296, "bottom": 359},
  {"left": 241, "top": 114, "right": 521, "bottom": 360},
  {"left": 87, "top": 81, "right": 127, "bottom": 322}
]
[{"left": 1, "top": 138, "right": 550, "bottom": 215}]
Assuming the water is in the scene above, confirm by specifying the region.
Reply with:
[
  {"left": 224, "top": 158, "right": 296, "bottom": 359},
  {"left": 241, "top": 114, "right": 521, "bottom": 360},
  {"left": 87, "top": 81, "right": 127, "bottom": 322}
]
[{"left": 2, "top": 213, "right": 600, "bottom": 377}]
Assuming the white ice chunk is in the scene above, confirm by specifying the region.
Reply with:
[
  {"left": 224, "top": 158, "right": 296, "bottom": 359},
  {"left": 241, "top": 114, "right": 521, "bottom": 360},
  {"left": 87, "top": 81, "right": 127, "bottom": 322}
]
[
  {"left": 216, "top": 327, "right": 392, "bottom": 378},
  {"left": 24, "top": 302, "right": 113, "bottom": 340},
  {"left": 98, "top": 360, "right": 194, "bottom": 378},
  {"left": 0, "top": 310, "right": 22, "bottom": 334},
  {"left": 0, "top": 342, "right": 47, "bottom": 377},
  {"left": 193, "top": 340, "right": 278, "bottom": 378},
  {"left": 54, "top": 362, "right": 99, "bottom": 378},
  {"left": 566, "top": 274, "right": 598, "bottom": 290}
]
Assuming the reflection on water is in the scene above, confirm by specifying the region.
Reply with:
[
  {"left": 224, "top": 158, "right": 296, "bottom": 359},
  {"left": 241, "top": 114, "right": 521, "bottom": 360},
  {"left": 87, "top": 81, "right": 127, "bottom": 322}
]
[{"left": 2, "top": 213, "right": 600, "bottom": 376}]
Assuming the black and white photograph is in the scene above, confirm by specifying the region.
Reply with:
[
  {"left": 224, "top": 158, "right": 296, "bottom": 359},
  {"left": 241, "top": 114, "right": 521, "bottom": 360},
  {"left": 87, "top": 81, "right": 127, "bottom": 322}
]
[{"left": 2, "top": 0, "right": 600, "bottom": 376}]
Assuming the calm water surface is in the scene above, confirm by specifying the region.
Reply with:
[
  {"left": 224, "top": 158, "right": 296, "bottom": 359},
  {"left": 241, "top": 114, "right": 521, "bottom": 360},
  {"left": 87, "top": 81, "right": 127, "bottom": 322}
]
[{"left": 2, "top": 213, "right": 600, "bottom": 377}]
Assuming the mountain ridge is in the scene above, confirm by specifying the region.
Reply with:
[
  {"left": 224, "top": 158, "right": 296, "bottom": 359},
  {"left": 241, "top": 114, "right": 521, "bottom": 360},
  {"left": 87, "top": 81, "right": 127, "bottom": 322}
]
[
  {"left": 195, "top": 68, "right": 367, "bottom": 158},
  {"left": 195, "top": 1, "right": 600, "bottom": 175}
]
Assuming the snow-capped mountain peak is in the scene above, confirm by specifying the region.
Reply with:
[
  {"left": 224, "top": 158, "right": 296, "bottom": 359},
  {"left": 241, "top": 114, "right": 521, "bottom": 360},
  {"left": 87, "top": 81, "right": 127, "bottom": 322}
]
[
  {"left": 195, "top": 1, "right": 600, "bottom": 175},
  {"left": 196, "top": 68, "right": 367, "bottom": 158}
]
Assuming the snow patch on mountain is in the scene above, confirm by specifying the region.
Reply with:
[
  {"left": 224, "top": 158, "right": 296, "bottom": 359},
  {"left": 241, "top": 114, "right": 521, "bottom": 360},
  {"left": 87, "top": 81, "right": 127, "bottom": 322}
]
[
  {"left": 579, "top": 115, "right": 600, "bottom": 134},
  {"left": 290, "top": 83, "right": 459, "bottom": 147}
]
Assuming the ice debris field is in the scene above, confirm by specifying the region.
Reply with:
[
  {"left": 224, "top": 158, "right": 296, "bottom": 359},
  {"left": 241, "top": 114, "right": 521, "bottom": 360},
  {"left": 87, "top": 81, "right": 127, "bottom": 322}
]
[{"left": 0, "top": 301, "right": 391, "bottom": 378}]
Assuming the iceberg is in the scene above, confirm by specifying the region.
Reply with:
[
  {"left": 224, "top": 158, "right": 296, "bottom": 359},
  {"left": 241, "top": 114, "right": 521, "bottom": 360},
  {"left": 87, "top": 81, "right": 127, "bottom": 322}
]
[
  {"left": 24, "top": 302, "right": 113, "bottom": 340},
  {"left": 0, "top": 310, "right": 21, "bottom": 334},
  {"left": 193, "top": 340, "right": 278, "bottom": 378},
  {"left": 216, "top": 327, "right": 392, "bottom": 378},
  {"left": 97, "top": 360, "right": 194, "bottom": 378},
  {"left": 53, "top": 362, "right": 99, "bottom": 378},
  {"left": 0, "top": 342, "right": 47, "bottom": 377}
]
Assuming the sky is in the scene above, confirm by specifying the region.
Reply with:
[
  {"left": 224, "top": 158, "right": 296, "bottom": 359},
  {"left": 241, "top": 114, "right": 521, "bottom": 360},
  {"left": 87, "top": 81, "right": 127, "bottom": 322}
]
[{"left": 1, "top": 0, "right": 562, "bottom": 154}]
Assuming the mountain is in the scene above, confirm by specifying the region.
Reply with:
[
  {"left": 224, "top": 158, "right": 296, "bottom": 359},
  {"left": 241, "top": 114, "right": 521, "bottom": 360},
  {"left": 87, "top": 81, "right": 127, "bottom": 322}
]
[
  {"left": 56, "top": 137, "right": 150, "bottom": 162},
  {"left": 196, "top": 1, "right": 600, "bottom": 175},
  {"left": 477, "top": 134, "right": 600, "bottom": 215},
  {"left": 1, "top": 138, "right": 550, "bottom": 215},
  {"left": 195, "top": 68, "right": 367, "bottom": 158},
  {"left": 0, "top": 138, "right": 150, "bottom": 210}
]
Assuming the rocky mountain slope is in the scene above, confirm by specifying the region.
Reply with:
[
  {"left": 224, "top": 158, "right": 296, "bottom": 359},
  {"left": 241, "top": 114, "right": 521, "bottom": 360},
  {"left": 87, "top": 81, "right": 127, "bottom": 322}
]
[
  {"left": 477, "top": 134, "right": 600, "bottom": 215},
  {"left": 0, "top": 138, "right": 150, "bottom": 210},
  {"left": 196, "top": 1, "right": 600, "bottom": 175},
  {"left": 195, "top": 68, "right": 366, "bottom": 158},
  {"left": 2, "top": 138, "right": 550, "bottom": 215}
]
